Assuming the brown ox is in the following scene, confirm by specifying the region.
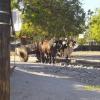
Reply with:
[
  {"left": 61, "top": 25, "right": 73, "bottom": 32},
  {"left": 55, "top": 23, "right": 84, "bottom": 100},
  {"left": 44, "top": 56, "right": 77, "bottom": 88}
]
[
  {"left": 63, "top": 39, "right": 77, "bottom": 63},
  {"left": 39, "top": 39, "right": 57, "bottom": 64}
]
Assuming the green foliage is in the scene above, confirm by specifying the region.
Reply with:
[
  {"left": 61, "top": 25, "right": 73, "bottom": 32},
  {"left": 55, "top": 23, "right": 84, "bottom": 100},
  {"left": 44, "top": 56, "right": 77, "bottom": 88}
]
[
  {"left": 77, "top": 38, "right": 86, "bottom": 45},
  {"left": 88, "top": 9, "right": 100, "bottom": 42},
  {"left": 84, "top": 85, "right": 100, "bottom": 91},
  {"left": 11, "top": 0, "right": 85, "bottom": 38},
  {"left": 11, "top": 0, "right": 18, "bottom": 9},
  {"left": 20, "top": 22, "right": 48, "bottom": 37}
]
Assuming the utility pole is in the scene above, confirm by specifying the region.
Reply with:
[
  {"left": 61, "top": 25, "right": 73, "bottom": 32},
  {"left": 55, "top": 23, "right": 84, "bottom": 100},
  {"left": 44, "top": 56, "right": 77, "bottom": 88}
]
[{"left": 0, "top": 0, "right": 10, "bottom": 100}]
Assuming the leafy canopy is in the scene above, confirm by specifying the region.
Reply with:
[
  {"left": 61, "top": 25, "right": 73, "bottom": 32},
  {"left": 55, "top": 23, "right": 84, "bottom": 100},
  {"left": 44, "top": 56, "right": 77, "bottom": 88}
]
[
  {"left": 88, "top": 9, "right": 100, "bottom": 42},
  {"left": 11, "top": 0, "right": 85, "bottom": 38}
]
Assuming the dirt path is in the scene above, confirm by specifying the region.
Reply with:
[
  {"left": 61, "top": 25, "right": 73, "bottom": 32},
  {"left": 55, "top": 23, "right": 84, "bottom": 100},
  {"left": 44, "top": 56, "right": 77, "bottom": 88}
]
[
  {"left": 72, "top": 51, "right": 100, "bottom": 56},
  {"left": 10, "top": 62, "right": 100, "bottom": 100}
]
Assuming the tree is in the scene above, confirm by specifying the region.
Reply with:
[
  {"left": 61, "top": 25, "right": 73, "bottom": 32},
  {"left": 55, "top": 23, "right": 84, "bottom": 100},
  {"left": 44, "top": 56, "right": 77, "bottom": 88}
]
[
  {"left": 11, "top": 0, "right": 85, "bottom": 38},
  {"left": 88, "top": 9, "right": 100, "bottom": 42},
  {"left": 0, "top": 0, "right": 10, "bottom": 100}
]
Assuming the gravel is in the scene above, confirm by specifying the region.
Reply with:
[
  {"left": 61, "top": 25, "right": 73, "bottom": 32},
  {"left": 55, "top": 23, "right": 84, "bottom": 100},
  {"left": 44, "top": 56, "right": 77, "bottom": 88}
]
[{"left": 13, "top": 62, "right": 100, "bottom": 86}]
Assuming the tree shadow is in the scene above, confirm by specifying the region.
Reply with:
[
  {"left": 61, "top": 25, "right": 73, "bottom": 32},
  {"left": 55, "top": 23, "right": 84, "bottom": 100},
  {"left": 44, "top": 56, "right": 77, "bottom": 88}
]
[
  {"left": 10, "top": 64, "right": 100, "bottom": 100},
  {"left": 10, "top": 62, "right": 100, "bottom": 86}
]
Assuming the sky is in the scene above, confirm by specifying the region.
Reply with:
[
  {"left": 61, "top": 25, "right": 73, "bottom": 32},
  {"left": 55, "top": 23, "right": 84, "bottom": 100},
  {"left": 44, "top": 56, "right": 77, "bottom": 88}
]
[{"left": 80, "top": 0, "right": 100, "bottom": 12}]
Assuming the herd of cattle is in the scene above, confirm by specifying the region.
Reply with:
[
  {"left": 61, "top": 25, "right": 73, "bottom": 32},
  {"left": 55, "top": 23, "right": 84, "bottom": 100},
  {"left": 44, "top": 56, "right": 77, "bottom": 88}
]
[{"left": 15, "top": 38, "right": 78, "bottom": 63}]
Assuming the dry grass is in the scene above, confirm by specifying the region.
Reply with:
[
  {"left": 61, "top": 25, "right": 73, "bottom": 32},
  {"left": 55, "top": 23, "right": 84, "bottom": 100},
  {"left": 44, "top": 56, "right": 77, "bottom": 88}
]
[
  {"left": 83, "top": 85, "right": 100, "bottom": 91},
  {"left": 72, "top": 51, "right": 100, "bottom": 56}
]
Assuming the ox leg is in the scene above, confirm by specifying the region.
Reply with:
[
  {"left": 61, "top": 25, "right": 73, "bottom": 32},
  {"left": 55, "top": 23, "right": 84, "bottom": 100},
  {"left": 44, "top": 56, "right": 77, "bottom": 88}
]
[
  {"left": 52, "top": 56, "right": 56, "bottom": 64},
  {"left": 51, "top": 54, "right": 56, "bottom": 64},
  {"left": 46, "top": 53, "right": 49, "bottom": 63},
  {"left": 41, "top": 53, "right": 45, "bottom": 63},
  {"left": 48, "top": 53, "right": 51, "bottom": 63},
  {"left": 36, "top": 50, "right": 41, "bottom": 62},
  {"left": 65, "top": 56, "right": 70, "bottom": 64}
]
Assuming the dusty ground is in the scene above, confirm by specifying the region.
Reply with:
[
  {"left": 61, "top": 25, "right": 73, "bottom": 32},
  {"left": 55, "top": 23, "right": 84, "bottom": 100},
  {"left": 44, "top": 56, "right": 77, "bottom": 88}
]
[
  {"left": 10, "top": 51, "right": 100, "bottom": 56},
  {"left": 10, "top": 51, "right": 100, "bottom": 100},
  {"left": 10, "top": 62, "right": 100, "bottom": 100},
  {"left": 10, "top": 51, "right": 100, "bottom": 63},
  {"left": 72, "top": 51, "right": 100, "bottom": 56}
]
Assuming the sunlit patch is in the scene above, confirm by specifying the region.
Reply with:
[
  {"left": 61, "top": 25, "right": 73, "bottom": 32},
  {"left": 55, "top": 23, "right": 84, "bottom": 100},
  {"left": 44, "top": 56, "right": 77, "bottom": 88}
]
[
  {"left": 15, "top": 67, "right": 71, "bottom": 79},
  {"left": 83, "top": 85, "right": 100, "bottom": 92},
  {"left": 74, "top": 84, "right": 85, "bottom": 90},
  {"left": 74, "top": 84, "right": 100, "bottom": 92}
]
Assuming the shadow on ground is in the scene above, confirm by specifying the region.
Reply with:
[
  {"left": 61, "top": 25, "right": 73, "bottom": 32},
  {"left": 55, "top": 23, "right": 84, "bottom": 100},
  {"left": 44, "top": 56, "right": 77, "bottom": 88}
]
[
  {"left": 11, "top": 62, "right": 100, "bottom": 86},
  {"left": 10, "top": 65, "right": 100, "bottom": 100}
]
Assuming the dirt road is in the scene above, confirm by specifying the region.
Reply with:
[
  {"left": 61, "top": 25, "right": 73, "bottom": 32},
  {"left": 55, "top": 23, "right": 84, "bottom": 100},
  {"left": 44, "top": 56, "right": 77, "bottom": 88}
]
[{"left": 10, "top": 62, "right": 100, "bottom": 100}]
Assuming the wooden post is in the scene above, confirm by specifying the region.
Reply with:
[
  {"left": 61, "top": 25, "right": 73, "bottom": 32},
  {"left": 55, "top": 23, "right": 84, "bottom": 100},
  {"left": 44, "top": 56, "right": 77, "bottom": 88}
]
[{"left": 0, "top": 0, "right": 10, "bottom": 100}]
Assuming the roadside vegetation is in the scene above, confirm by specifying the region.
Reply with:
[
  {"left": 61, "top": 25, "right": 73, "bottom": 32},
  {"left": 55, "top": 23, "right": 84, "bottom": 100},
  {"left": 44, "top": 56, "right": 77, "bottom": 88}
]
[
  {"left": 11, "top": 0, "right": 100, "bottom": 45},
  {"left": 87, "top": 9, "right": 100, "bottom": 43},
  {"left": 11, "top": 0, "right": 85, "bottom": 40},
  {"left": 83, "top": 85, "right": 100, "bottom": 91}
]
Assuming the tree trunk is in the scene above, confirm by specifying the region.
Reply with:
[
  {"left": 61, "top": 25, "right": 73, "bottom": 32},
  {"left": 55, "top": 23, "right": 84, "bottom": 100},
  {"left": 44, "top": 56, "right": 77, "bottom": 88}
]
[{"left": 0, "top": 0, "right": 10, "bottom": 100}]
